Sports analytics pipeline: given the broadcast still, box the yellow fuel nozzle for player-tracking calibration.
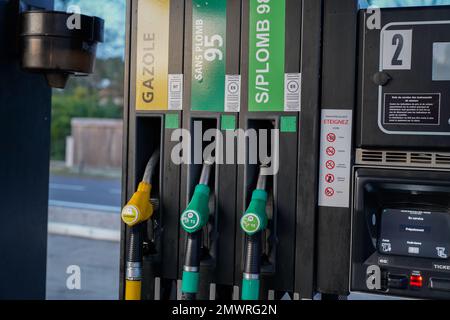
[122,148,160,301]
[121,182,153,227]
[121,149,160,227]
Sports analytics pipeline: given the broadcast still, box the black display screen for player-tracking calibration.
[379,209,450,259]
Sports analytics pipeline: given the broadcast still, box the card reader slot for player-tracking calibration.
[430,278,450,292]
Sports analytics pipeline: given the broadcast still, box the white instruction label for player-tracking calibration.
[284,73,301,112]
[225,75,241,113]
[168,74,183,111]
[382,29,413,70]
[318,109,353,208]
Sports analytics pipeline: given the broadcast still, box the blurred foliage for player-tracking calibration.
[50,0,125,161]
[51,58,124,160]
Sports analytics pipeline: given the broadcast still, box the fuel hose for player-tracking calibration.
[121,149,160,300]
[240,166,268,300]
[180,158,214,300]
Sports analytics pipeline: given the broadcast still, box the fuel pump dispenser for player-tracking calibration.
[235,0,322,300]
[178,0,242,300]
[180,159,214,300]
[121,0,321,301]
[350,5,450,300]
[122,150,160,300]
[240,166,268,300]
[317,2,450,300]
[121,0,185,300]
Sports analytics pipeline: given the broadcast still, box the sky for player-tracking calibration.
[360,0,450,8]
[53,0,450,58]
[55,0,126,59]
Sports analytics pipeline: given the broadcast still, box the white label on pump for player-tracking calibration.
[168,74,183,110]
[225,75,241,113]
[284,73,301,112]
[318,109,353,208]
[382,29,413,70]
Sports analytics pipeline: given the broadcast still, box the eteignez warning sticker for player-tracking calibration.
[318,109,353,208]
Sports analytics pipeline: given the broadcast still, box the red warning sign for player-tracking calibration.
[325,174,335,184]
[327,133,336,143]
[326,160,335,170]
[326,146,336,156]
[325,187,335,197]
[319,110,352,208]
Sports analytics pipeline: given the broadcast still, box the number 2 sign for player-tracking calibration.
[382,29,413,70]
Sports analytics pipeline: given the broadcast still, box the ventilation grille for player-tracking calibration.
[356,149,450,169]
[436,153,450,166]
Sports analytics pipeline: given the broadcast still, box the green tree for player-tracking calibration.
[51,71,123,160]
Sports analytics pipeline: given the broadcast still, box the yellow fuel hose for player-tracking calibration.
[122,149,160,300]
[125,280,142,301]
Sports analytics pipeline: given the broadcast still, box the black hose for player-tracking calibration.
[184,231,201,268]
[143,148,160,184]
[127,224,143,263]
[181,231,201,301]
[244,233,261,275]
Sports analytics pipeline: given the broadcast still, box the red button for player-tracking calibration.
[410,275,423,288]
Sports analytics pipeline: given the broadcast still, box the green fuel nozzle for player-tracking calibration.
[241,170,268,236]
[241,166,269,301]
[180,159,213,233]
[181,158,214,300]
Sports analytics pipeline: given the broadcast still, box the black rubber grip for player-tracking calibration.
[184,231,201,268]
[244,233,261,275]
[127,224,143,263]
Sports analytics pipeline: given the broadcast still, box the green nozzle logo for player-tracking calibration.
[241,213,261,235]
[181,210,200,231]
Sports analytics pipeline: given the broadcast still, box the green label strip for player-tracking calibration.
[191,0,227,112]
[248,0,286,112]
[221,115,236,131]
[165,114,180,129]
[280,116,297,133]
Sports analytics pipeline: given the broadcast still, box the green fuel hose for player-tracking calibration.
[240,167,268,300]
[180,158,214,300]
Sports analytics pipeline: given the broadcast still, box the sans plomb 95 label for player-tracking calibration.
[191,0,227,112]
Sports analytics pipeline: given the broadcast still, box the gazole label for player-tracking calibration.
[248,0,286,112]
[136,0,170,111]
[191,0,227,112]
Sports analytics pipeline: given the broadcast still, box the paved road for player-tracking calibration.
[49,174,122,212]
[46,235,120,300]
[45,235,400,301]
